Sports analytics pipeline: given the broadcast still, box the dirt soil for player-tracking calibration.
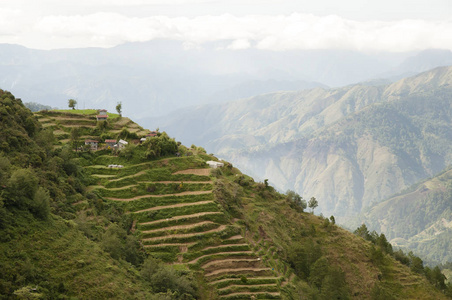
[173,169,211,176]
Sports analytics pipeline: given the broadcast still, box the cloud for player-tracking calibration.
[1,9,452,52]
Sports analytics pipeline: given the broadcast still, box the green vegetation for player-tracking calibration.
[0,90,450,299]
[0,91,200,299]
[68,99,77,110]
[116,101,122,116]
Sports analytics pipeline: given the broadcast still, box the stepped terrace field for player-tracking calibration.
[85,153,287,299]
[34,110,149,148]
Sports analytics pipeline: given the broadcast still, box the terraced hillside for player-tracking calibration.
[85,156,286,299]
[34,109,149,148]
[29,108,450,299]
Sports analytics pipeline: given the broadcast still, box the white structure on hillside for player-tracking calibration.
[206,161,224,169]
[118,139,128,149]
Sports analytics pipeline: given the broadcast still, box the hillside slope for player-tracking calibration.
[0,92,158,299]
[354,167,452,265]
[1,92,450,299]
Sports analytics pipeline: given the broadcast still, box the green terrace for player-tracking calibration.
[36,109,288,298]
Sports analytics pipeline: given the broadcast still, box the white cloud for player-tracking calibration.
[227,39,251,50]
[1,9,452,52]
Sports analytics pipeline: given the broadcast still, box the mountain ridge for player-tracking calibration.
[149,66,452,223]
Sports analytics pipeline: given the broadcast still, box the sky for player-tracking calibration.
[0,0,451,52]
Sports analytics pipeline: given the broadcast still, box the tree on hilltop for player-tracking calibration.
[116,102,122,117]
[68,99,77,110]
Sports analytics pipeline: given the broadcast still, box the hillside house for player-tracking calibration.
[146,131,158,139]
[84,139,98,150]
[98,109,107,116]
[105,139,117,148]
[206,161,224,169]
[118,139,128,149]
[96,114,108,121]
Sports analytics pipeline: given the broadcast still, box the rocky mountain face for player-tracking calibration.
[152,66,452,220]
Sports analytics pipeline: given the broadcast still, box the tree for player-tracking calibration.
[308,197,318,214]
[354,224,371,241]
[70,127,81,151]
[329,215,336,225]
[31,187,51,220]
[116,102,122,117]
[68,99,77,110]
[286,190,307,211]
[408,251,424,274]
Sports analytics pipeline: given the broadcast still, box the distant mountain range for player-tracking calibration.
[2,41,452,119]
[150,66,452,220]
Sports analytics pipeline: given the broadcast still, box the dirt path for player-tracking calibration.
[220,291,280,297]
[131,200,215,213]
[107,190,212,202]
[139,212,223,226]
[138,181,213,184]
[188,251,254,264]
[103,184,138,190]
[218,283,278,290]
[143,243,196,248]
[141,225,227,242]
[108,171,147,182]
[209,276,280,285]
[140,221,216,234]
[202,258,260,269]
[205,267,272,277]
[173,169,211,176]
[89,184,137,191]
[227,235,244,240]
[91,174,116,178]
[85,165,111,169]
[60,124,96,128]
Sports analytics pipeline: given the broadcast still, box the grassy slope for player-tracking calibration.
[0,101,157,299]
[0,211,151,299]
[231,181,447,299]
[21,108,450,299]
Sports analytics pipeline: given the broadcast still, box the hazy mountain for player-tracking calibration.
[4,42,451,119]
[149,66,452,221]
[205,79,328,103]
[381,49,452,80]
[354,167,452,265]
[24,102,54,112]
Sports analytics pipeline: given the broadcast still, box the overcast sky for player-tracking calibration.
[0,0,451,51]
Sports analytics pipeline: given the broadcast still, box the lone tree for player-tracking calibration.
[116,102,122,117]
[308,197,318,214]
[68,99,77,110]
